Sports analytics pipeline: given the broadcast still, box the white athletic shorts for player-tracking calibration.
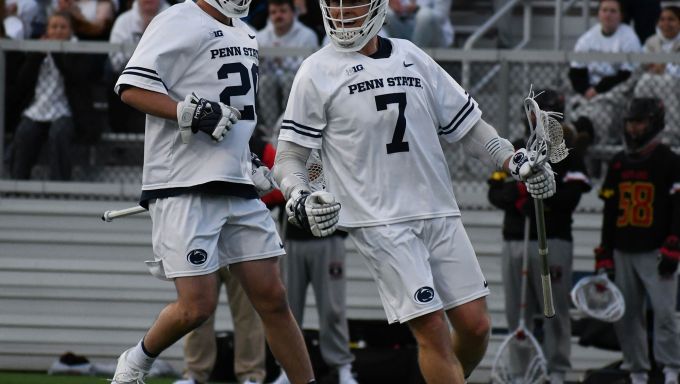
[146,193,285,279]
[348,216,489,323]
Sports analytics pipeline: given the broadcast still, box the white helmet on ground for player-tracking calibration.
[319,0,388,52]
[204,0,252,18]
[571,274,625,323]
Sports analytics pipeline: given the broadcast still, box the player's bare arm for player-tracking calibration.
[121,86,240,143]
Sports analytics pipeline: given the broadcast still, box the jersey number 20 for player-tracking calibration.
[218,62,259,121]
[376,92,409,154]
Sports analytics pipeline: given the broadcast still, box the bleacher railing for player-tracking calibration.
[1,40,678,195]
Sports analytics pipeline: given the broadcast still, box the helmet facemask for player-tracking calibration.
[320,0,387,52]
[204,0,252,18]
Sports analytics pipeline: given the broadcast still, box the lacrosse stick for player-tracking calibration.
[102,205,146,222]
[491,218,549,384]
[523,87,569,318]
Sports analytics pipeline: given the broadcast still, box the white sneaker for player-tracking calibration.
[111,349,148,384]
[338,364,358,384]
[664,367,679,384]
[549,372,565,384]
[269,371,290,384]
[630,372,649,384]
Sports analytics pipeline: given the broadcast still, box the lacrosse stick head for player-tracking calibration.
[306,150,326,192]
[571,274,625,323]
[491,323,548,384]
[523,87,569,168]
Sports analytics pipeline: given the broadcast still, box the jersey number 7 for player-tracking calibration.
[376,92,409,154]
[218,62,259,121]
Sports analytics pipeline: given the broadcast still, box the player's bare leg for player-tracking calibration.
[144,272,221,353]
[446,297,491,377]
[230,257,315,384]
[408,310,466,384]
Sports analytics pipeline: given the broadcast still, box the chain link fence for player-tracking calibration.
[2,42,678,196]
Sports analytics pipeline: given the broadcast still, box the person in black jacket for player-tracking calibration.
[595,98,680,384]
[9,11,97,180]
[488,90,592,384]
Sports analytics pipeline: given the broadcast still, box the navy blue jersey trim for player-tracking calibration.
[282,119,322,133]
[121,71,168,91]
[439,94,472,133]
[281,125,323,138]
[440,102,475,135]
[125,66,159,75]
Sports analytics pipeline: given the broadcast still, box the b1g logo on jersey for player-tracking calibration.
[414,286,435,304]
[212,30,224,38]
[345,64,364,76]
[187,249,208,265]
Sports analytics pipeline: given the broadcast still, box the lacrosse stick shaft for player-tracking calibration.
[102,206,146,222]
[519,217,531,326]
[534,199,556,318]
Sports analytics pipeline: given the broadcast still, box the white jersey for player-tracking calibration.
[115,1,259,191]
[278,38,481,228]
[571,23,641,85]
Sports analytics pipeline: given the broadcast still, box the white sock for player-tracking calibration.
[630,371,648,384]
[338,364,352,378]
[664,367,679,384]
[126,339,155,372]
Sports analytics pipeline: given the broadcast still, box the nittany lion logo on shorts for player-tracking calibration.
[414,286,435,304]
[187,249,208,265]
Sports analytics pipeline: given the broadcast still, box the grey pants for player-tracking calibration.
[11,116,74,180]
[613,250,680,373]
[502,238,573,374]
[281,236,354,368]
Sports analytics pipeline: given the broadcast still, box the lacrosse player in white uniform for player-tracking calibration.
[109,0,318,383]
[272,0,557,382]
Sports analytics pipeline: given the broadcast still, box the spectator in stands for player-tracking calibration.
[256,0,318,138]
[292,0,323,44]
[488,90,591,384]
[108,0,167,133]
[568,0,641,147]
[384,0,453,48]
[622,0,661,43]
[56,0,114,40]
[10,11,96,180]
[595,98,680,384]
[173,268,267,384]
[633,6,680,145]
[4,0,43,38]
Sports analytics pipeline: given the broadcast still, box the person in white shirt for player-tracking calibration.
[256,0,318,135]
[108,0,318,383]
[272,0,557,381]
[567,0,641,146]
[383,0,453,47]
[107,0,167,133]
[633,6,680,145]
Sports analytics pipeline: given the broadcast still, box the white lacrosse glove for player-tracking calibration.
[177,93,240,144]
[509,148,557,199]
[250,153,276,196]
[286,190,341,237]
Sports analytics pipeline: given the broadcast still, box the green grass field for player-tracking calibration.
[0,372,178,384]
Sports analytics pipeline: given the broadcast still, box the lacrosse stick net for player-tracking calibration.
[491,218,548,384]
[523,86,570,318]
[571,274,625,322]
[306,150,326,192]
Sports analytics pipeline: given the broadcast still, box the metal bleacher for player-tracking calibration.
[0,183,626,383]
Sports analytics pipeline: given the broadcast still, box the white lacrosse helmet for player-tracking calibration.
[204,0,251,18]
[319,0,387,52]
[571,274,625,323]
